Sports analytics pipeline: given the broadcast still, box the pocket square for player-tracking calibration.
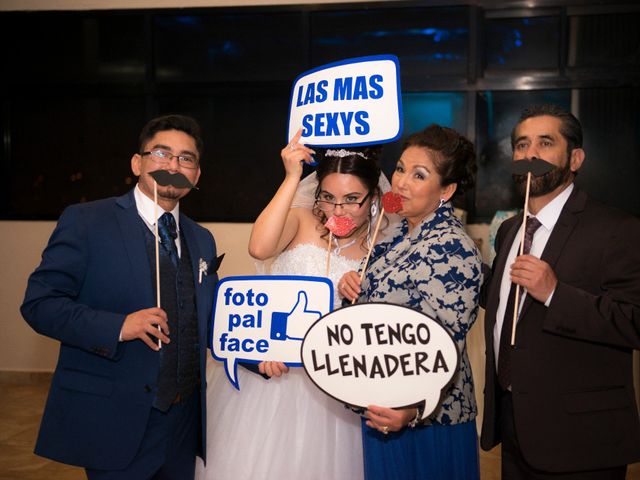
[198,254,224,283]
[211,253,225,273]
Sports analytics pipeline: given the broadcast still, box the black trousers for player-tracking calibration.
[499,391,627,480]
[86,393,200,480]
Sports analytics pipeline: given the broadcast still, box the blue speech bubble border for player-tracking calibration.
[287,54,403,148]
[300,302,461,415]
[210,274,334,390]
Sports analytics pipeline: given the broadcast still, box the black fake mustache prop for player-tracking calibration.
[510,157,555,176]
[149,170,198,189]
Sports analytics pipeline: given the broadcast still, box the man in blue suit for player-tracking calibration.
[21,114,218,479]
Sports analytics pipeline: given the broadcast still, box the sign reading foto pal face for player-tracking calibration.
[301,303,459,420]
[288,55,402,147]
[211,276,333,390]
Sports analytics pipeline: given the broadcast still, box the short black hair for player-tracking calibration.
[511,104,583,155]
[138,114,204,157]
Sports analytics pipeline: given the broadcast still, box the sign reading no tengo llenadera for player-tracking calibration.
[211,275,333,390]
[301,303,460,420]
[288,55,402,147]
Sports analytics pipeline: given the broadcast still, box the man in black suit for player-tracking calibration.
[481,104,640,478]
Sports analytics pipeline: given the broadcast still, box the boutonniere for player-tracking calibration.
[198,258,208,284]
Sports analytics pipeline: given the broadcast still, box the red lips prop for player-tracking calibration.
[381,192,402,213]
[325,215,357,237]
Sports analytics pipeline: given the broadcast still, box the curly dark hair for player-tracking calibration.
[402,124,476,196]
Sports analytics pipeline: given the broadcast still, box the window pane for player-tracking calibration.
[0,13,145,84]
[575,88,640,216]
[154,13,307,82]
[475,89,571,221]
[484,16,560,72]
[380,92,468,206]
[6,96,146,218]
[157,87,291,221]
[569,13,640,69]
[311,7,469,79]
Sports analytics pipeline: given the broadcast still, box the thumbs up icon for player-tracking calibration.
[270,291,322,341]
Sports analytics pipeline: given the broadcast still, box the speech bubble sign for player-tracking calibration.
[301,303,459,420]
[287,54,403,147]
[211,275,333,390]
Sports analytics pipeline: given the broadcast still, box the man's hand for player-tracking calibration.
[510,254,558,303]
[121,308,170,351]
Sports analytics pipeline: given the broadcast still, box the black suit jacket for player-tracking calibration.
[481,186,640,472]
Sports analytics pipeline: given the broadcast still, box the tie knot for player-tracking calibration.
[159,212,177,240]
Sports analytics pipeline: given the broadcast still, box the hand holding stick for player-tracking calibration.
[352,192,402,304]
[508,157,555,345]
[153,181,162,349]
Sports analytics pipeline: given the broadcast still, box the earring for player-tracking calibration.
[438,198,445,209]
[370,201,378,218]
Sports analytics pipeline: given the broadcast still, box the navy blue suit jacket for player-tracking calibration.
[21,190,217,470]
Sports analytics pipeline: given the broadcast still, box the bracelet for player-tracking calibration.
[408,405,424,429]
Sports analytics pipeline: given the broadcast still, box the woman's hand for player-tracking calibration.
[281,128,315,179]
[258,361,290,378]
[338,270,361,302]
[365,405,417,434]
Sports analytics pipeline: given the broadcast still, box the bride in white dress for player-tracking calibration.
[195,129,389,480]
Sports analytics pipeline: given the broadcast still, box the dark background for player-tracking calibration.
[1,0,638,222]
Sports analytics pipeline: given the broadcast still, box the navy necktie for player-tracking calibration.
[158,212,179,268]
[497,216,542,390]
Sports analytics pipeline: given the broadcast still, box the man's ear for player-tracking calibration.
[131,153,142,176]
[569,148,585,173]
[193,166,201,188]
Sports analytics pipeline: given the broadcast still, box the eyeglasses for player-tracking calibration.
[141,149,199,169]
[314,192,371,212]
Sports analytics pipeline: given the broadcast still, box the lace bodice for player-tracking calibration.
[270,243,360,309]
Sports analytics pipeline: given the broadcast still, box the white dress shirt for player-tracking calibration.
[493,183,574,368]
[134,183,181,257]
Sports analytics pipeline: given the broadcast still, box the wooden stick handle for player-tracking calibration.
[326,232,332,277]
[154,182,162,349]
[511,171,532,346]
[352,207,385,304]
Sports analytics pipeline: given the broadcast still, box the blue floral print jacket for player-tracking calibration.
[360,203,482,425]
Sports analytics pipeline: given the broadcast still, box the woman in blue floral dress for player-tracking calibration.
[339,124,482,479]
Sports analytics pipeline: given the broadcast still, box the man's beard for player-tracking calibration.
[513,157,572,197]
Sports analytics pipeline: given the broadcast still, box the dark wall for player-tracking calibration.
[1,2,638,222]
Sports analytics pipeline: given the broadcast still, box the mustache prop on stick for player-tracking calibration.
[149,170,198,189]
[508,157,555,345]
[148,170,198,348]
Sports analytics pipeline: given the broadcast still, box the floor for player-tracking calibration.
[0,376,637,480]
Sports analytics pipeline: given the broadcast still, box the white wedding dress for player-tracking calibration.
[195,243,364,480]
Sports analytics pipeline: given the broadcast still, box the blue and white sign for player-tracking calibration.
[211,276,333,389]
[288,54,403,147]
[301,303,459,420]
